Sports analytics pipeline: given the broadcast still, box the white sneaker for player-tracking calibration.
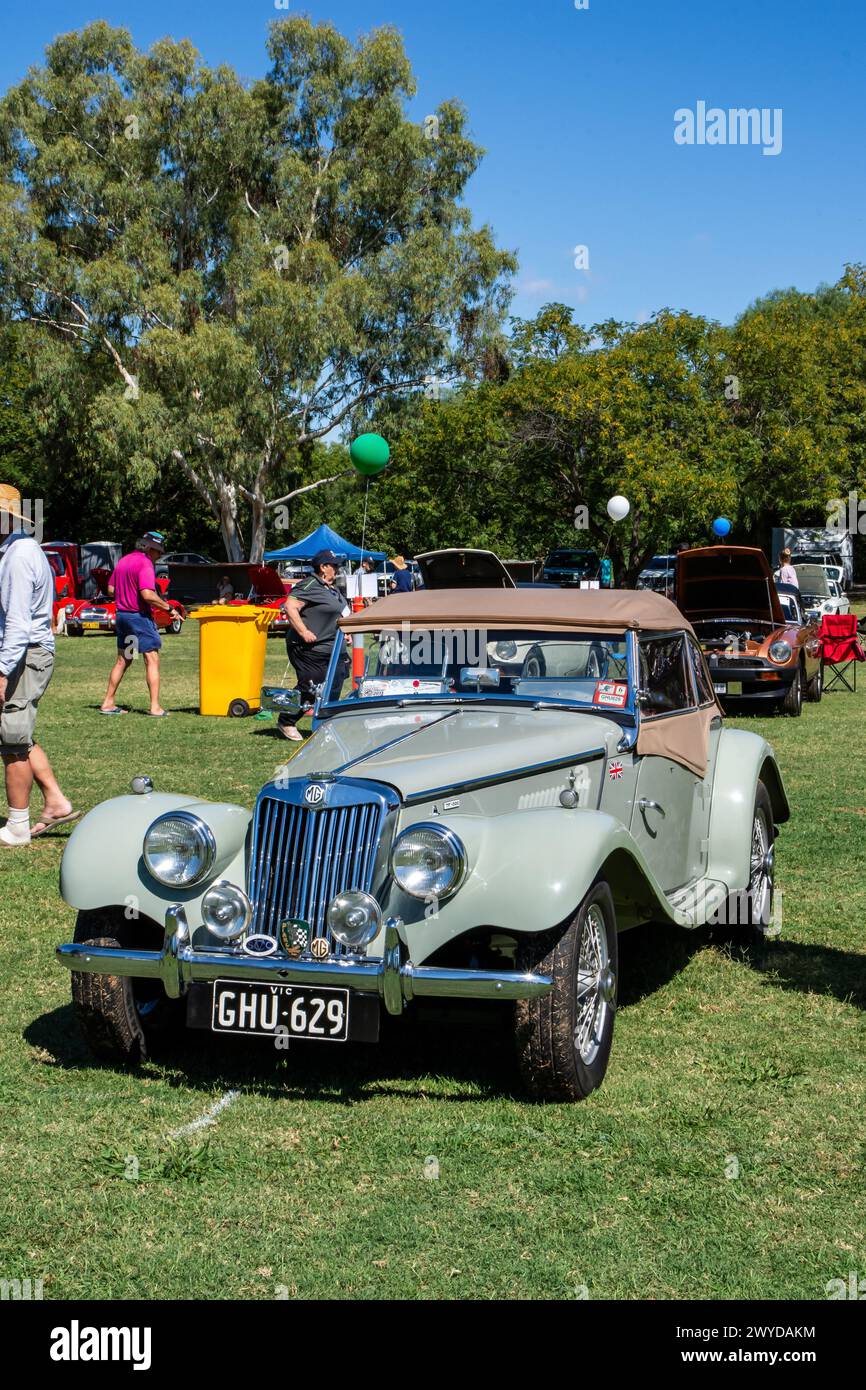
[0,822,31,847]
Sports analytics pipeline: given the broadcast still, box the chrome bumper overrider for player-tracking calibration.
[55,908,552,1017]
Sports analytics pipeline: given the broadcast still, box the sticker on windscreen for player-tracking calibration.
[593,681,628,708]
[359,679,445,698]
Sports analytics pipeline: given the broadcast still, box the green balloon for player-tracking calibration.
[350,433,390,476]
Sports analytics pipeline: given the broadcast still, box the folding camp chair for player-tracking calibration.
[820,614,866,693]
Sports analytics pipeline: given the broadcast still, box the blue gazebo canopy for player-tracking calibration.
[264,523,386,564]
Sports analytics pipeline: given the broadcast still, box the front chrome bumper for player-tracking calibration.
[55,907,552,1017]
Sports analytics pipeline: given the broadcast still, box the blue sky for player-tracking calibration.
[2,0,863,329]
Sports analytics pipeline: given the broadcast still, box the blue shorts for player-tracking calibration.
[116,611,162,656]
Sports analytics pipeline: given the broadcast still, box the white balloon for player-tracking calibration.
[607,495,630,522]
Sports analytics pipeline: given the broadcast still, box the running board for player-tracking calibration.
[666,877,729,928]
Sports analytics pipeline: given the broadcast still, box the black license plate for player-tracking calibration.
[211,980,349,1042]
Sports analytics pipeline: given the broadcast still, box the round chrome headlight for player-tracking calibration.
[326,890,382,949]
[142,812,216,887]
[391,823,467,901]
[768,640,792,664]
[201,881,251,941]
[493,640,518,661]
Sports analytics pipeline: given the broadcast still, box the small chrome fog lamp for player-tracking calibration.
[326,891,382,950]
[201,882,252,942]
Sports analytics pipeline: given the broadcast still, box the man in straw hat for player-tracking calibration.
[388,555,414,594]
[0,484,78,845]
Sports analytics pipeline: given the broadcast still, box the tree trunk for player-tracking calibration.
[249,494,268,564]
[218,482,245,562]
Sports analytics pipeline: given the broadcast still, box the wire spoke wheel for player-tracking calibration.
[574,904,613,1066]
[748,804,774,926]
[515,881,619,1101]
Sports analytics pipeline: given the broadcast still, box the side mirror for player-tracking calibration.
[460,667,501,690]
[261,686,302,715]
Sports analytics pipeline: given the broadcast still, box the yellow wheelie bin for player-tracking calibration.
[189,605,276,717]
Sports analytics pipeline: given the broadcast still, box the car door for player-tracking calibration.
[630,633,704,893]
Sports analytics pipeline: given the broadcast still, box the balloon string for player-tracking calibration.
[360,477,370,560]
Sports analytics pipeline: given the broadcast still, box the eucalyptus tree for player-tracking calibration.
[0,18,514,558]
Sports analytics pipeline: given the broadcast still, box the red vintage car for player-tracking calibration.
[225,564,292,635]
[42,543,79,627]
[63,567,187,637]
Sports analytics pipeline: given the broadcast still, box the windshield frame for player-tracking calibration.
[315,626,638,722]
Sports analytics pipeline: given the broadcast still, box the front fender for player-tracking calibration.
[706,729,789,892]
[59,793,252,930]
[388,808,676,963]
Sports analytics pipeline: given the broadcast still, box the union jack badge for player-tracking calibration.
[608,760,624,781]
[280,919,309,958]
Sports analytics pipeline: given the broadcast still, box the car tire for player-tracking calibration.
[515,880,618,1102]
[67,628,83,637]
[805,663,822,703]
[522,646,546,679]
[169,614,183,635]
[781,666,802,716]
[71,909,183,1063]
[713,781,776,940]
[586,643,606,679]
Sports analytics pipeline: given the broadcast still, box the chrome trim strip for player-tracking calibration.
[402,747,606,806]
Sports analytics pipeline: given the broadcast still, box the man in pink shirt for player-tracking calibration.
[100,532,172,716]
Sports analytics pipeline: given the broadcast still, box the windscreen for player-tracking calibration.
[324,628,632,711]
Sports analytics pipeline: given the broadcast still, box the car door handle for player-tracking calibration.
[638,798,666,816]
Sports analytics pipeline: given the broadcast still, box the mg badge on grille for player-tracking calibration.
[304,784,326,807]
[280,919,310,958]
[310,937,330,960]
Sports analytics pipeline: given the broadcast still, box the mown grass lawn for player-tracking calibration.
[1,620,864,1301]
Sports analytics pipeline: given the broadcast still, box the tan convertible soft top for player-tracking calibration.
[341,586,719,777]
[340,587,694,634]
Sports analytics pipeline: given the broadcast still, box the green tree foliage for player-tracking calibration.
[0,326,40,492]
[0,19,514,560]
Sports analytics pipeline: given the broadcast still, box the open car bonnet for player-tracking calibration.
[246,564,288,600]
[793,563,831,598]
[415,548,516,589]
[676,546,784,625]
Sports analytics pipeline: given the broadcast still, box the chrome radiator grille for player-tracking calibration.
[248,795,386,950]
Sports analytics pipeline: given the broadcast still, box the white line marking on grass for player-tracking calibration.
[168,1090,241,1140]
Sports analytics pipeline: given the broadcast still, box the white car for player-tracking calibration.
[793,564,850,620]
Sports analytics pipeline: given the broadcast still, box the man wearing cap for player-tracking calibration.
[100,532,173,717]
[277,548,350,741]
[0,484,78,844]
[389,556,414,594]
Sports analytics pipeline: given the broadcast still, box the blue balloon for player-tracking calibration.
[712,517,732,538]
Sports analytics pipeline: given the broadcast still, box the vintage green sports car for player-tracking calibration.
[56,587,789,1101]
